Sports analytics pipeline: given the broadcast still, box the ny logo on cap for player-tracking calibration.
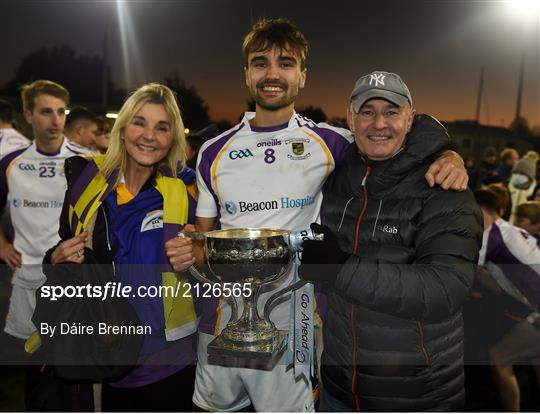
[369,73,386,87]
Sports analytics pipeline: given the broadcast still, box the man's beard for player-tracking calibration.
[252,81,299,111]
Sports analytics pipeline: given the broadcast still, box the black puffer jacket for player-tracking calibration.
[321,115,483,411]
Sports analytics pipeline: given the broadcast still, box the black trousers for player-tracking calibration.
[102,365,196,412]
[25,365,94,412]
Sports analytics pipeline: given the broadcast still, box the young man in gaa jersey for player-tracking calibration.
[0,80,91,340]
[0,99,30,277]
[193,18,469,412]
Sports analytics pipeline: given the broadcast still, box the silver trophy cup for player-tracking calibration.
[188,228,311,368]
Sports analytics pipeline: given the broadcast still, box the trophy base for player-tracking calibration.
[207,330,288,370]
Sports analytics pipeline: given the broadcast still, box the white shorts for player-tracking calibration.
[4,284,37,339]
[193,332,315,412]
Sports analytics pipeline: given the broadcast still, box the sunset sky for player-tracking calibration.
[3,0,540,128]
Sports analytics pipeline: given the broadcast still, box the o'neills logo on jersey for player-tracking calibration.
[256,139,282,148]
[224,195,316,215]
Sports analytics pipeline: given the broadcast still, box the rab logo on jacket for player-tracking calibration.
[377,224,398,234]
[140,210,163,232]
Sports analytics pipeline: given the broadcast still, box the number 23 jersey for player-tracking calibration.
[0,139,89,278]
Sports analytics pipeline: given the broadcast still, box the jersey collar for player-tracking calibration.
[241,111,298,133]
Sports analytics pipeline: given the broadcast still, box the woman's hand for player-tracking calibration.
[166,224,196,272]
[50,231,89,265]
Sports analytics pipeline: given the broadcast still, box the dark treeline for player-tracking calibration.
[0,45,212,131]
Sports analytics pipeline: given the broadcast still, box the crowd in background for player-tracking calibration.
[464,145,540,411]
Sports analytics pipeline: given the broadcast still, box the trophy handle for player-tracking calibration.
[187,265,239,323]
[187,265,215,284]
[263,279,308,321]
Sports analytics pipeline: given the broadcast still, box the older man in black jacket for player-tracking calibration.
[299,71,483,411]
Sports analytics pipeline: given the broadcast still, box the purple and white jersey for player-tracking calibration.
[0,138,90,288]
[196,112,352,334]
[479,218,540,308]
[197,112,352,228]
[0,128,30,159]
[64,138,99,155]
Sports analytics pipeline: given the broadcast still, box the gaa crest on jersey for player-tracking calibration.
[18,163,37,172]
[140,210,163,232]
[285,138,311,160]
[229,149,254,160]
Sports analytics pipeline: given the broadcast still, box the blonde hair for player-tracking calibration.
[101,83,186,187]
[500,148,518,163]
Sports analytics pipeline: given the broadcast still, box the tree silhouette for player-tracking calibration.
[327,117,348,128]
[298,106,327,123]
[163,73,210,130]
[0,45,126,106]
[509,116,531,137]
[1,46,214,130]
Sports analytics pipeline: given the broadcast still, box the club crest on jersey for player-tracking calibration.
[56,161,66,177]
[292,142,304,155]
[140,210,163,232]
[285,138,311,160]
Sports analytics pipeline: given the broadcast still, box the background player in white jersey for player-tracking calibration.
[0,80,89,340]
[193,18,469,412]
[0,99,30,159]
[474,189,540,412]
[64,106,99,153]
[0,98,30,276]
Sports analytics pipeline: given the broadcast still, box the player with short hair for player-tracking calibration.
[64,106,98,152]
[0,80,90,340]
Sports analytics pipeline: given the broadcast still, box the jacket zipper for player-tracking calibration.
[417,321,430,365]
[351,165,371,411]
